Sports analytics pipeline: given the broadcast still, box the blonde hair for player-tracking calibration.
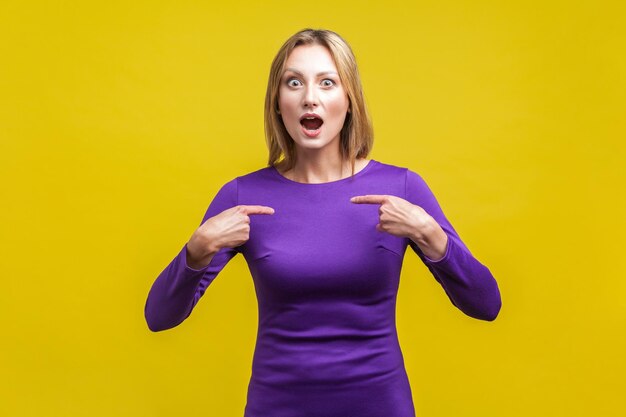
[264,28,374,175]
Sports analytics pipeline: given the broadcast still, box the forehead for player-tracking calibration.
[283,44,338,74]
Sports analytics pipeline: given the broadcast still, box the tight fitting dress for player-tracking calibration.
[145,159,502,417]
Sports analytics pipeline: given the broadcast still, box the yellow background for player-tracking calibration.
[1,1,624,416]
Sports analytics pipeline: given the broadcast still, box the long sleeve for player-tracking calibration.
[405,169,502,321]
[144,178,241,332]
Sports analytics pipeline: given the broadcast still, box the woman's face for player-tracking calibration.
[278,44,350,154]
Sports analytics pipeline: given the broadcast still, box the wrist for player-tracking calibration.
[410,217,448,261]
[408,215,436,243]
[187,235,220,260]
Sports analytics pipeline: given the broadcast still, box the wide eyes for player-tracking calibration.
[285,77,336,88]
[286,78,302,87]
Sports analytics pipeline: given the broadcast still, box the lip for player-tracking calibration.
[299,112,323,122]
[301,123,321,138]
[299,112,323,138]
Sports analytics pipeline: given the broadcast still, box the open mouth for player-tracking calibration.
[300,115,324,131]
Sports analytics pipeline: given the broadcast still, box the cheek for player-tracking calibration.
[278,93,297,115]
[328,93,350,116]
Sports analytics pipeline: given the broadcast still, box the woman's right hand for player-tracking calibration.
[186,205,275,269]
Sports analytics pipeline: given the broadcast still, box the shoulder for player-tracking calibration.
[213,166,280,202]
[206,165,273,208]
[236,165,277,186]
[216,165,276,188]
[370,159,426,184]
[371,160,438,204]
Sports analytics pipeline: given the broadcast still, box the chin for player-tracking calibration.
[298,140,333,149]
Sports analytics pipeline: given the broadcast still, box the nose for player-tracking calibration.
[303,85,318,108]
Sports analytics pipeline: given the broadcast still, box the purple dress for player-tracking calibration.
[145,159,501,417]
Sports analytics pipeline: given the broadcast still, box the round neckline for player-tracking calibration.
[271,159,376,185]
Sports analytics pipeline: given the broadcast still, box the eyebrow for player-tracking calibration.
[283,68,339,77]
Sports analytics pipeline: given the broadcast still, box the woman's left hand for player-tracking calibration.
[350,194,448,261]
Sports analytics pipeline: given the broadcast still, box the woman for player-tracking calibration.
[145,28,501,417]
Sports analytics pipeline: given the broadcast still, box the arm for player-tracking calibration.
[144,178,240,332]
[405,169,502,321]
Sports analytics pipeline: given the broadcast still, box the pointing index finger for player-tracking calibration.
[240,205,275,215]
[350,195,388,204]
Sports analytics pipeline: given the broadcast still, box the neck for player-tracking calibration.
[287,145,352,184]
